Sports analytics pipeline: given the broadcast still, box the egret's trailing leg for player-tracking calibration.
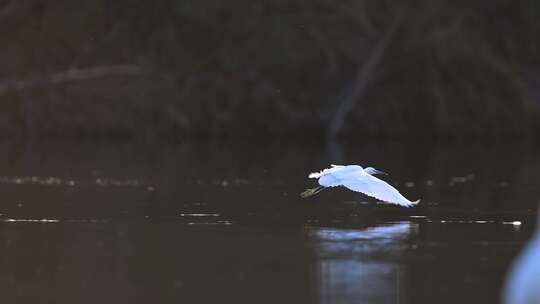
[301,186,325,198]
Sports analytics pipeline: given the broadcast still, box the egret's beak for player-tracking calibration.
[371,169,388,175]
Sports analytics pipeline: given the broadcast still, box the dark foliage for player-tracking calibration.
[1,0,539,140]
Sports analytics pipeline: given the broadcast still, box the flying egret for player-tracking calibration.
[301,164,420,208]
[502,209,540,304]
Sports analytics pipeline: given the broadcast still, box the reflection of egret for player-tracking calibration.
[307,222,417,304]
[312,222,413,242]
[302,165,419,207]
[502,211,540,304]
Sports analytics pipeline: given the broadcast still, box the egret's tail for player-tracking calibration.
[301,186,324,198]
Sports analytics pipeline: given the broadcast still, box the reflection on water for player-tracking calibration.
[309,223,417,304]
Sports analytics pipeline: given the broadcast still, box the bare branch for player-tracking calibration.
[326,9,406,139]
[0,65,142,94]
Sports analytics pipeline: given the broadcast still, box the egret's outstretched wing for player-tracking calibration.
[318,174,341,187]
[342,175,419,207]
[311,165,366,188]
[309,164,347,179]
[316,166,362,187]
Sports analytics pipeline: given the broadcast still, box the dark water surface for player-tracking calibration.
[0,140,538,303]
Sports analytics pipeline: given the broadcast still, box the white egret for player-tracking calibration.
[301,164,420,208]
[502,209,540,304]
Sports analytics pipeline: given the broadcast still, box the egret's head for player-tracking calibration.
[364,167,388,175]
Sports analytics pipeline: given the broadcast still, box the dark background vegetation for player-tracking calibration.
[1,0,540,140]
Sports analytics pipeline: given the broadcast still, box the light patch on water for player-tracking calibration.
[438,220,522,225]
[409,215,427,219]
[3,218,60,223]
[0,176,66,186]
[191,178,250,186]
[186,220,232,226]
[210,179,233,187]
[498,181,510,187]
[0,175,151,189]
[95,178,141,187]
[451,176,468,183]
[65,219,109,223]
[449,174,475,186]
[234,178,250,185]
[425,180,434,186]
[179,213,220,217]
[503,221,522,226]
[404,182,415,188]
[439,220,494,224]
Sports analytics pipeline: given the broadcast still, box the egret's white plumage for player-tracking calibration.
[502,210,540,304]
[304,164,419,207]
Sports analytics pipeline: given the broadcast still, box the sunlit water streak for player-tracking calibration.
[2,218,60,223]
[0,175,155,189]
[1,218,112,223]
[0,217,237,226]
[0,176,69,186]
[179,213,220,217]
[437,220,522,226]
[186,220,233,226]
[193,178,252,186]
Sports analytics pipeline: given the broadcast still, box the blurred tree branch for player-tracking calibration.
[0,65,142,94]
[326,5,406,139]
